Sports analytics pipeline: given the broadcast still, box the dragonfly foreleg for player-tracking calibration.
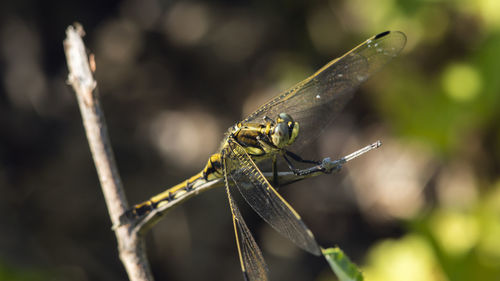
[283,154,324,176]
[285,150,321,165]
[272,154,279,188]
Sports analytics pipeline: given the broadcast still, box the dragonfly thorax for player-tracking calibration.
[271,113,299,148]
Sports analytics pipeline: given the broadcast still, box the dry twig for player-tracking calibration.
[63,23,153,281]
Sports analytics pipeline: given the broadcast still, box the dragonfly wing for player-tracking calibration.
[243,31,406,149]
[223,152,269,281]
[226,139,321,255]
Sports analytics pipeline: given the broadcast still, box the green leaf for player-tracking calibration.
[322,247,364,281]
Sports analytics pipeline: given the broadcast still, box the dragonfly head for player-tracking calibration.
[271,113,299,148]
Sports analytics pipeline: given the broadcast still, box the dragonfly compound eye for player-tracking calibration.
[272,113,299,147]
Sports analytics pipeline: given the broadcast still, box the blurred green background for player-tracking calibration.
[1,0,499,281]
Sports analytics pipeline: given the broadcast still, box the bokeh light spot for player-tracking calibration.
[478,0,500,30]
[149,110,220,168]
[364,235,445,281]
[96,19,142,64]
[442,63,482,102]
[430,209,479,256]
[164,2,210,46]
[210,16,263,63]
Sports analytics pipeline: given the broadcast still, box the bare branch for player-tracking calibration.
[63,23,153,281]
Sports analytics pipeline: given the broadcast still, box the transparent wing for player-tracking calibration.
[223,154,269,281]
[225,139,321,255]
[243,31,406,148]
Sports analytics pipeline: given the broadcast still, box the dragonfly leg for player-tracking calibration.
[285,150,321,165]
[272,154,279,188]
[283,154,331,176]
[283,155,305,175]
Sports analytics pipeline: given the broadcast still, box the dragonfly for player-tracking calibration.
[120,30,406,281]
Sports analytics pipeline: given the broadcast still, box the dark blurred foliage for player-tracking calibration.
[1,0,500,281]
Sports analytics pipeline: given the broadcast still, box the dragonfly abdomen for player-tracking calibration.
[120,153,226,224]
